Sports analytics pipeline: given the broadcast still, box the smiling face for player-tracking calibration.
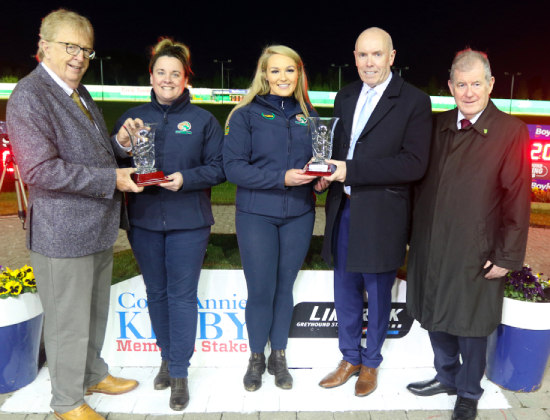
[150,56,187,105]
[354,29,395,88]
[41,25,91,89]
[448,60,494,120]
[265,54,298,97]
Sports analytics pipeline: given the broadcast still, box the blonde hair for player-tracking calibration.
[149,37,193,79]
[36,9,94,62]
[226,45,313,126]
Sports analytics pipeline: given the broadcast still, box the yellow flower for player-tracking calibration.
[20,265,33,274]
[23,274,36,287]
[0,283,8,295]
[5,280,23,295]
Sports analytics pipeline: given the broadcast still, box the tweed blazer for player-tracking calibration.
[7,65,129,258]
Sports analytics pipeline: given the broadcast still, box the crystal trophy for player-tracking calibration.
[304,117,339,176]
[127,123,165,186]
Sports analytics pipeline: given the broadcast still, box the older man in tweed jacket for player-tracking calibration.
[7,9,142,420]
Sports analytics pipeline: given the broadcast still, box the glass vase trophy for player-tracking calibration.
[126,123,165,186]
[304,117,339,176]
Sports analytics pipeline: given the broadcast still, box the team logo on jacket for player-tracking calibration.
[176,121,192,134]
[288,302,414,339]
[295,114,307,126]
[225,125,230,135]
[262,113,275,120]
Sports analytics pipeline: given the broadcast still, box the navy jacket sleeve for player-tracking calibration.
[223,109,286,190]
[180,113,226,191]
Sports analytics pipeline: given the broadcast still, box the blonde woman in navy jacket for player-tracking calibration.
[224,45,319,392]
[113,38,225,411]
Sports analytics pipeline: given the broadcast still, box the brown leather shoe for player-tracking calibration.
[54,403,105,420]
[355,366,379,397]
[319,360,362,388]
[86,374,139,395]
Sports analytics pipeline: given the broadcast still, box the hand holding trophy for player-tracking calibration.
[304,117,340,176]
[124,123,165,186]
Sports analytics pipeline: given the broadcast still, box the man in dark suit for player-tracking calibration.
[7,9,142,420]
[405,50,531,420]
[316,27,432,397]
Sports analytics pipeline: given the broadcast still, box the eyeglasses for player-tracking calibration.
[53,41,96,59]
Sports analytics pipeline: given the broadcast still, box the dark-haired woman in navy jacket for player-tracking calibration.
[224,45,318,392]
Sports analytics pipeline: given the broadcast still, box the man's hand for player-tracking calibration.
[116,168,143,193]
[285,169,317,186]
[159,172,183,191]
[484,260,509,279]
[324,159,347,183]
[117,118,145,148]
[314,177,331,193]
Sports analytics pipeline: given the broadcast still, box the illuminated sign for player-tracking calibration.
[529,125,550,190]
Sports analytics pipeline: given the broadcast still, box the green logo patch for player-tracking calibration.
[262,113,275,120]
[175,121,192,134]
[295,114,307,126]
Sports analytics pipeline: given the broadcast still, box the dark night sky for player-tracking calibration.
[1,0,548,98]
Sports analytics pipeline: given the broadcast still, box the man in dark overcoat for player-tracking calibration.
[315,27,432,397]
[405,49,531,420]
[7,9,143,420]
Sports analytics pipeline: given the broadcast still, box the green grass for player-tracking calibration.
[211,182,327,206]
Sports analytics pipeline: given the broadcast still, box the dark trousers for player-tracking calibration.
[236,209,315,353]
[334,198,396,368]
[31,247,112,414]
[429,331,488,399]
[128,225,210,378]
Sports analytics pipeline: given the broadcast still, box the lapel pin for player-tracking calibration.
[484,129,488,134]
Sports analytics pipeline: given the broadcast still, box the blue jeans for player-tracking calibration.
[128,225,210,378]
[236,210,315,353]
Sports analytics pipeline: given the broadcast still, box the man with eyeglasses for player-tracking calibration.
[7,9,142,420]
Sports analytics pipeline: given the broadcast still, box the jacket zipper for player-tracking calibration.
[160,111,168,229]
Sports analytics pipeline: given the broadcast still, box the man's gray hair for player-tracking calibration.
[450,49,492,85]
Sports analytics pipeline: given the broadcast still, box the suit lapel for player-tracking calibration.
[357,72,403,141]
[341,82,362,140]
[37,66,113,155]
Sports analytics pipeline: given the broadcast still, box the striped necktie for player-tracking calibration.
[71,90,93,123]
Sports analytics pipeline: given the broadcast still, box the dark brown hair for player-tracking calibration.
[149,37,192,78]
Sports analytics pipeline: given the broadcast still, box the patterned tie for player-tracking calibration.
[460,118,472,129]
[71,90,94,123]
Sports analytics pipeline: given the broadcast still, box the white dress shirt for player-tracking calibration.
[456,108,484,130]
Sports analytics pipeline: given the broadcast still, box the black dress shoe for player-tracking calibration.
[452,396,478,420]
[243,352,266,391]
[407,378,457,396]
[169,377,189,411]
[267,349,293,389]
[153,360,170,390]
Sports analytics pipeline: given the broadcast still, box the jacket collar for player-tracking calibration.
[34,65,113,154]
[254,94,307,118]
[341,70,404,140]
[150,88,190,114]
[440,100,498,138]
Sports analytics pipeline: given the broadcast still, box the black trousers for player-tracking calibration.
[429,331,488,400]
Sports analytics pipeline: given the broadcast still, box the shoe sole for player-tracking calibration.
[319,370,360,389]
[355,384,377,397]
[154,383,170,390]
[169,401,189,411]
[85,382,139,396]
[407,387,458,397]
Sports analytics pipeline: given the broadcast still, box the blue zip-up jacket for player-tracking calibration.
[223,95,319,218]
[112,89,225,231]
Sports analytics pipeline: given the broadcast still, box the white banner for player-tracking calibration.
[101,270,434,368]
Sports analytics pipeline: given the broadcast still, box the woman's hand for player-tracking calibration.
[117,118,145,147]
[159,172,183,191]
[284,169,317,187]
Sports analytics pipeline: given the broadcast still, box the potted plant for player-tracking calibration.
[486,266,550,392]
[0,264,44,394]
